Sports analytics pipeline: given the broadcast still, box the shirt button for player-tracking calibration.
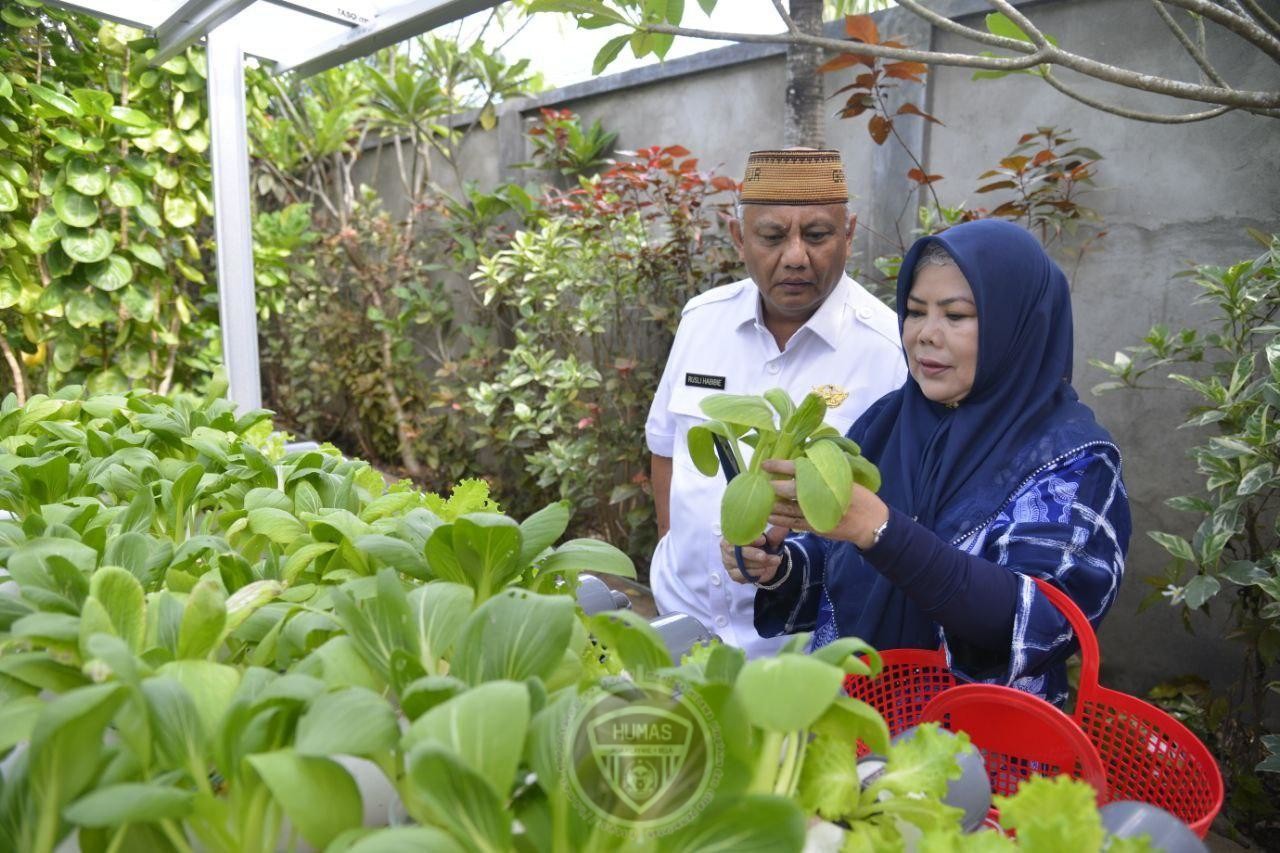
[857,306,873,320]
[714,616,728,628]
[767,362,780,374]
[710,573,722,587]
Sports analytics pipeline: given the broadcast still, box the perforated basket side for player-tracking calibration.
[1077,686,1224,839]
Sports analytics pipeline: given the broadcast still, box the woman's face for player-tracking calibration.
[902,263,979,406]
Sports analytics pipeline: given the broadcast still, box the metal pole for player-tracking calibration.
[205,24,262,413]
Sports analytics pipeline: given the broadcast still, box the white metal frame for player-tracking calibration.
[39,0,500,412]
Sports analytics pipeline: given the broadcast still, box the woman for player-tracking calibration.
[724,219,1130,704]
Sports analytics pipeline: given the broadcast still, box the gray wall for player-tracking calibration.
[360,0,1280,695]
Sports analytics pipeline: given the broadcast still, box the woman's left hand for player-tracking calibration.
[762,459,890,549]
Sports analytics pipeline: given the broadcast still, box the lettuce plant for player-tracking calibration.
[687,390,882,546]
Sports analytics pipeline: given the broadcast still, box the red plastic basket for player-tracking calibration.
[919,683,1107,801]
[842,576,1224,837]
[1033,579,1224,838]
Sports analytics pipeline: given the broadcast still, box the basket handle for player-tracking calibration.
[1030,576,1100,694]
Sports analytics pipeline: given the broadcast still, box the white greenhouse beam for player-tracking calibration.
[36,0,163,30]
[152,0,257,66]
[276,0,501,78]
[205,26,263,414]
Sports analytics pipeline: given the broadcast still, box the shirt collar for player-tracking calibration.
[734,275,853,350]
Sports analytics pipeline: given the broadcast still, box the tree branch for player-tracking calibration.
[643,23,1048,69]
[0,336,27,405]
[1238,0,1280,37]
[986,0,1050,49]
[1158,0,1280,63]
[771,0,797,33]
[1041,68,1234,123]
[1150,0,1229,87]
[894,0,1035,52]
[641,22,1280,110]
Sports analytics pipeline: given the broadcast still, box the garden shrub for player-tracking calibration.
[0,5,222,401]
[1093,233,1280,842]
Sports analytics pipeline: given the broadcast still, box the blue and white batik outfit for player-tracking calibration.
[754,220,1132,705]
[757,446,1130,706]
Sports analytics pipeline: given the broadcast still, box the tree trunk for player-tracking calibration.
[785,0,826,147]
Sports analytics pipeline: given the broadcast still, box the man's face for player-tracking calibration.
[730,203,854,323]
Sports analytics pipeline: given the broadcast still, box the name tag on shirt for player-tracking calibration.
[685,373,726,389]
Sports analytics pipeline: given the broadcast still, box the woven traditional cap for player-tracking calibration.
[740,149,847,206]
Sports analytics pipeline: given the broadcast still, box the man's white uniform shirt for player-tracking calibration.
[645,274,907,658]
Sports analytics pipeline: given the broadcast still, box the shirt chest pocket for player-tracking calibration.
[668,384,719,421]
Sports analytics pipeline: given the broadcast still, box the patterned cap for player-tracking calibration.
[740,149,848,206]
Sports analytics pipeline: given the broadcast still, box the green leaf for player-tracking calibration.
[63,783,194,827]
[408,582,473,671]
[1184,574,1221,609]
[355,534,431,580]
[297,686,399,757]
[866,723,965,803]
[85,254,134,291]
[518,500,570,566]
[587,608,672,672]
[247,750,363,848]
[72,88,114,116]
[29,684,126,814]
[797,734,861,821]
[66,157,109,195]
[177,578,227,659]
[536,537,636,578]
[1148,531,1196,563]
[593,34,630,75]
[157,659,240,740]
[1,5,40,26]
[52,186,99,227]
[733,655,844,732]
[406,743,512,851]
[795,450,850,534]
[687,419,746,476]
[663,794,806,852]
[0,176,16,212]
[994,775,1103,850]
[452,512,523,596]
[247,507,306,544]
[28,82,82,116]
[813,695,890,755]
[0,696,43,753]
[61,227,114,263]
[452,589,575,686]
[340,827,467,853]
[83,565,146,654]
[700,393,778,431]
[403,680,530,797]
[107,176,143,207]
[720,470,775,546]
[849,453,882,492]
[163,194,197,228]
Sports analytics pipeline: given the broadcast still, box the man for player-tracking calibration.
[645,148,907,658]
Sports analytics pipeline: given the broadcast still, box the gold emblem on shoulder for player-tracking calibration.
[812,384,849,408]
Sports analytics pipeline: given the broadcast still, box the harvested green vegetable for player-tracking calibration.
[689,389,882,546]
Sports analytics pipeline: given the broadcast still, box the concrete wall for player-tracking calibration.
[360,0,1280,695]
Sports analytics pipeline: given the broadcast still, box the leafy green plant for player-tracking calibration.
[688,390,881,546]
[0,388,1140,852]
[0,4,222,401]
[1091,232,1280,843]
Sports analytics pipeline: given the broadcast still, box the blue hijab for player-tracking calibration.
[825,219,1113,650]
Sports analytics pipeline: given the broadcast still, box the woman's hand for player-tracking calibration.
[722,525,789,585]
[762,459,890,550]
